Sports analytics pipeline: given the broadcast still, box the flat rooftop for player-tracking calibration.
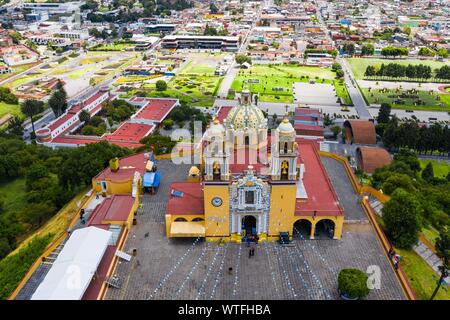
[132,98,178,123]
[106,122,154,144]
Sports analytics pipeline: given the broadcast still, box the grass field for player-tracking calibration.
[421,225,440,245]
[0,178,27,213]
[346,58,448,80]
[231,64,343,103]
[90,43,134,51]
[396,247,450,300]
[361,88,450,111]
[419,159,450,178]
[0,102,22,119]
[9,188,90,256]
[178,61,216,75]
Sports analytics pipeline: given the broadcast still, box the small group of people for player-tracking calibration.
[388,247,401,271]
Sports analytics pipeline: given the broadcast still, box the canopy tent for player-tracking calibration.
[143,171,161,188]
[169,221,205,237]
[31,226,112,300]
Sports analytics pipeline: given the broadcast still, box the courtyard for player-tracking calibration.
[104,158,405,300]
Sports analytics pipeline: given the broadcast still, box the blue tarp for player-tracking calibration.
[143,171,161,187]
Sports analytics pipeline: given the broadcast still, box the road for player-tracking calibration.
[339,58,372,120]
[315,5,373,120]
[217,1,264,99]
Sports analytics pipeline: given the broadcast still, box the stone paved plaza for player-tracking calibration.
[104,158,405,300]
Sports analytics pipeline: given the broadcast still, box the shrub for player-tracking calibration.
[0,234,53,299]
[338,268,370,299]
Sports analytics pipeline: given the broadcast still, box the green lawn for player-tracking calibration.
[421,225,440,245]
[396,247,450,300]
[90,43,134,51]
[419,159,450,178]
[334,81,352,105]
[0,178,27,213]
[0,102,22,119]
[178,61,216,75]
[230,64,338,103]
[361,88,450,111]
[346,58,447,80]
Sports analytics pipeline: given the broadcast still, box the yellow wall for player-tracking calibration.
[92,178,143,196]
[204,184,230,237]
[268,184,297,236]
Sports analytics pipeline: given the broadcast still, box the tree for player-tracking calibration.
[421,162,434,182]
[21,99,44,139]
[209,2,219,14]
[338,269,370,299]
[361,43,375,56]
[382,188,421,249]
[48,85,67,117]
[6,116,24,138]
[364,65,376,77]
[331,125,341,139]
[78,110,91,124]
[335,69,344,78]
[430,228,450,300]
[235,54,251,65]
[377,103,391,124]
[155,80,167,91]
[163,119,174,130]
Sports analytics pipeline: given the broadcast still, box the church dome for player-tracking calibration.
[277,117,294,134]
[225,104,266,131]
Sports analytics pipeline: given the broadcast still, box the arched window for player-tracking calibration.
[192,218,204,222]
[174,218,187,222]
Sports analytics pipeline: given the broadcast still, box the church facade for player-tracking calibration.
[166,89,344,242]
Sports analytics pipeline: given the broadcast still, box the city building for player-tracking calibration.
[161,35,239,51]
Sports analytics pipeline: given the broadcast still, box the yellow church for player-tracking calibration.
[166,88,344,242]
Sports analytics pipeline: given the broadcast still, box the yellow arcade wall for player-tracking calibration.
[203,184,230,237]
[268,184,297,236]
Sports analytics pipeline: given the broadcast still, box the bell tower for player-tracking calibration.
[204,118,230,181]
[270,118,298,181]
[268,117,298,239]
[203,118,231,239]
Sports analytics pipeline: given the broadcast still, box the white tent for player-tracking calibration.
[31,226,112,300]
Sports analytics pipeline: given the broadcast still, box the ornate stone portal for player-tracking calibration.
[229,166,270,236]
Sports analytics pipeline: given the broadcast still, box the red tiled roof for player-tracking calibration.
[93,152,148,181]
[216,106,233,122]
[105,122,154,143]
[133,99,178,122]
[167,182,204,215]
[295,139,343,217]
[229,147,270,175]
[88,194,135,226]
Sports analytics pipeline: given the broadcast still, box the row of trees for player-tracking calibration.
[381,46,409,58]
[379,117,450,156]
[365,63,450,80]
[418,47,449,58]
